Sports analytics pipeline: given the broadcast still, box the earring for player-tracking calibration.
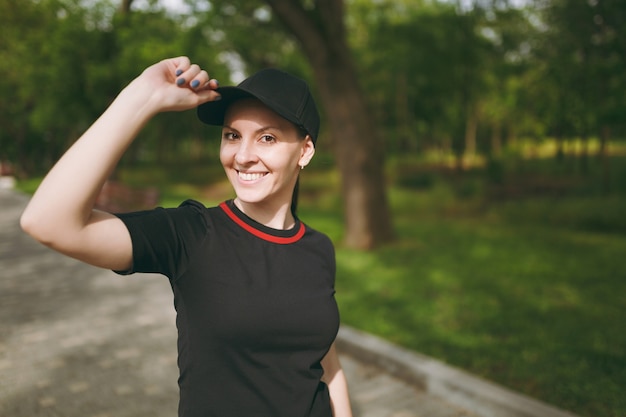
[299,165,304,170]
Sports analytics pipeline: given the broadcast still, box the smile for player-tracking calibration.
[237,171,267,181]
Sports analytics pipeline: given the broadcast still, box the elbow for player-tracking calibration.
[20,209,54,246]
[20,209,36,236]
[20,209,40,239]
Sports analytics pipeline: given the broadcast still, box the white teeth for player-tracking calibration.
[238,171,266,181]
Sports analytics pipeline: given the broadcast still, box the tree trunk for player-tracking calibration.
[464,106,477,168]
[490,121,502,158]
[506,124,517,148]
[119,0,134,14]
[265,0,394,249]
[395,71,412,153]
[318,62,394,248]
[599,126,610,195]
[580,132,589,175]
[554,130,564,163]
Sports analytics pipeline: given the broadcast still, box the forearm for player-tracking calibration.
[327,368,353,417]
[321,343,353,417]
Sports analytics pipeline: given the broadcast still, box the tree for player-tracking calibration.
[256,0,395,248]
[120,0,134,13]
[532,0,626,183]
[348,1,493,165]
[0,0,110,175]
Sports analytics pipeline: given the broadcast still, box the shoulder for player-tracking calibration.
[176,199,223,220]
[174,199,236,234]
[179,199,234,219]
[302,223,335,255]
[304,224,333,244]
[116,199,220,238]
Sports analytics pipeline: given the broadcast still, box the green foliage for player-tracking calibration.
[3,0,625,180]
[0,0,231,176]
[206,1,306,71]
[529,0,626,140]
[347,0,626,162]
[348,0,530,155]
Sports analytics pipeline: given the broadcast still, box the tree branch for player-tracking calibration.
[264,0,328,64]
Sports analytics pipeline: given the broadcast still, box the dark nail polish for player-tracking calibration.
[176,78,185,86]
[175,69,183,76]
[191,80,200,88]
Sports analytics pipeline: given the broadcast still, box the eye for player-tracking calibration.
[260,134,276,143]
[222,131,239,141]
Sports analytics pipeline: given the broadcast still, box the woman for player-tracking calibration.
[20,56,352,417]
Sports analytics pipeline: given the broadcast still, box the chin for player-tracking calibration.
[232,189,269,205]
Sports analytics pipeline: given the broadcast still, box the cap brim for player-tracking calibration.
[197,86,308,135]
[197,87,255,126]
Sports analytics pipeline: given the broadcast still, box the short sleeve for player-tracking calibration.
[114,199,209,280]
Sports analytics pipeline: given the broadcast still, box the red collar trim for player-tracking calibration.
[219,202,306,244]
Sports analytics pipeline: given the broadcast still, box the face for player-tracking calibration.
[220,98,315,213]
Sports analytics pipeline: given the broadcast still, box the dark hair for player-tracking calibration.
[291,177,300,217]
[290,126,309,217]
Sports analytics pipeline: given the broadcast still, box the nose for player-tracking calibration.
[234,138,258,166]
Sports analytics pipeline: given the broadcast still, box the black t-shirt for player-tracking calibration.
[115,199,339,417]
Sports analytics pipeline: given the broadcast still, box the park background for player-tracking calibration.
[1,0,625,416]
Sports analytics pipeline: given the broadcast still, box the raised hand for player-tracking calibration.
[131,56,221,114]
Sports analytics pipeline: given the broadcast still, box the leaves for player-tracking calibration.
[2,0,625,176]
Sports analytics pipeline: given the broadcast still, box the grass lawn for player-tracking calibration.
[16,155,626,417]
[329,190,625,417]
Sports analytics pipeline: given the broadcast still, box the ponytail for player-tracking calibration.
[290,127,312,217]
[291,176,300,217]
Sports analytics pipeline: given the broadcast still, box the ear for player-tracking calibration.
[298,136,316,168]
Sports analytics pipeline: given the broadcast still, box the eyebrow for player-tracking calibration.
[222,125,285,135]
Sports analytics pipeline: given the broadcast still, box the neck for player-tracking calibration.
[233,198,296,230]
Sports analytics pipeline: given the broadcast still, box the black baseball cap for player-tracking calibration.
[197,68,320,144]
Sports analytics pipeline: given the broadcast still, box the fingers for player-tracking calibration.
[174,61,219,92]
[175,63,200,86]
[171,56,191,73]
[152,56,221,107]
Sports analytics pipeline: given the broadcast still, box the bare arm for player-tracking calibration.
[20,56,220,271]
[321,342,353,417]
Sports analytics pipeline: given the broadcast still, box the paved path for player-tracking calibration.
[0,188,475,417]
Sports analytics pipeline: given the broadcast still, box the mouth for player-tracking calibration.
[237,170,268,181]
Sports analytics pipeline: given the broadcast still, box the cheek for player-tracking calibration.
[219,146,233,166]
[263,154,296,173]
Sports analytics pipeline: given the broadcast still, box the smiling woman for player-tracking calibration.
[199,67,319,227]
[217,98,314,228]
[20,57,352,417]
